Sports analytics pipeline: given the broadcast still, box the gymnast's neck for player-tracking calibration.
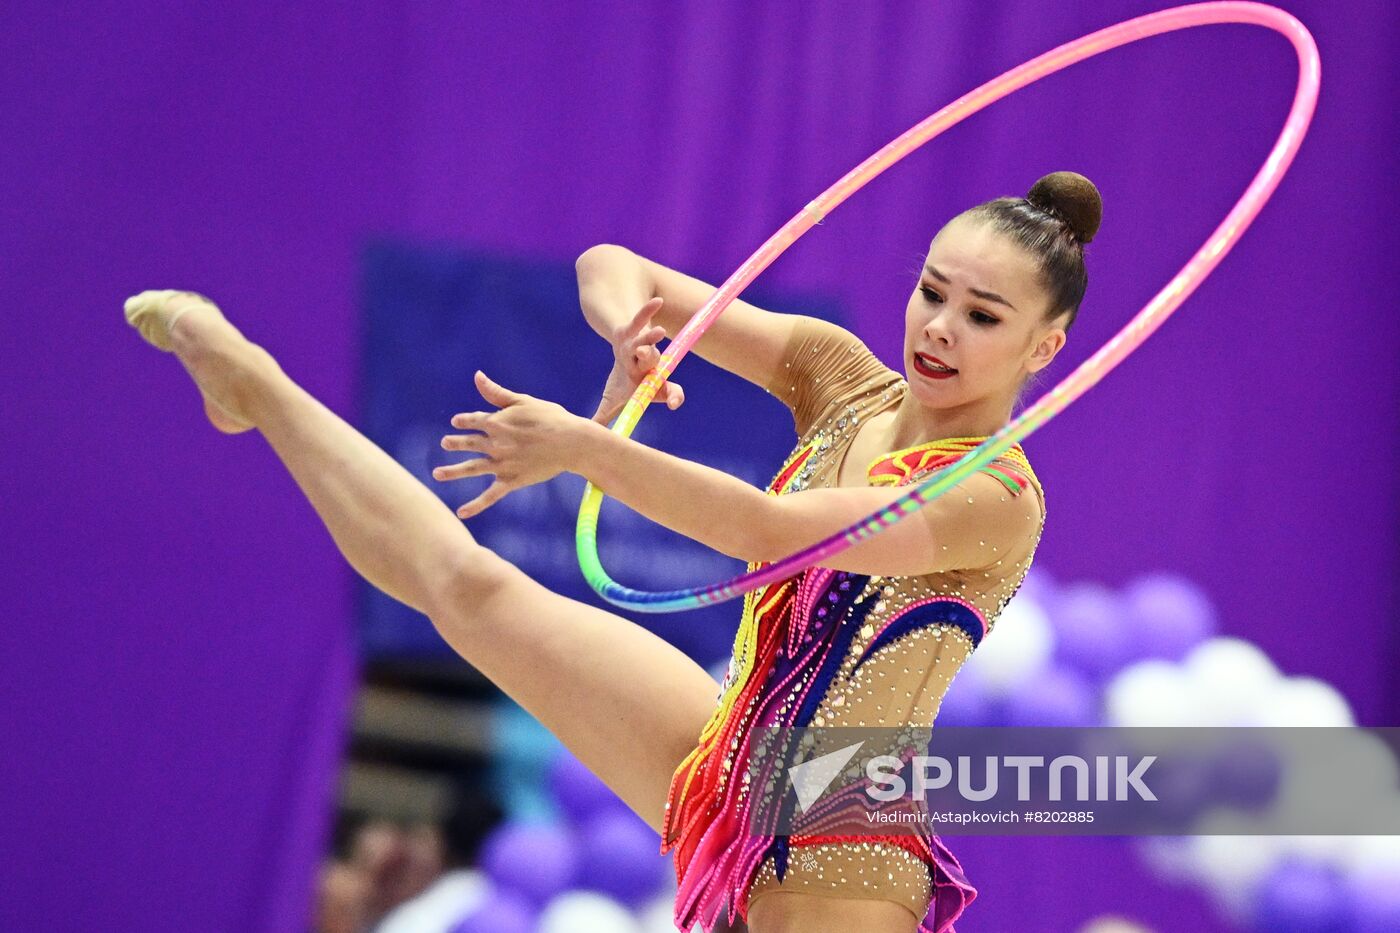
[883,389,1016,452]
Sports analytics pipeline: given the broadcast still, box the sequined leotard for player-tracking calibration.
[660,316,1047,933]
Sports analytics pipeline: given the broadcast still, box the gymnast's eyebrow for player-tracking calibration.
[924,264,1019,312]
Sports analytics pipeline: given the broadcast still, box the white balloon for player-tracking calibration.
[1274,833,1353,865]
[1255,676,1355,728]
[1133,835,1196,884]
[1178,638,1283,726]
[1103,660,1187,727]
[1076,917,1157,933]
[1272,728,1395,823]
[1186,824,1284,922]
[637,893,690,932]
[964,593,1054,695]
[1184,638,1278,691]
[1268,763,1361,837]
[1336,731,1400,796]
[537,891,642,933]
[373,869,489,933]
[1107,636,1394,923]
[1184,671,1273,727]
[1338,831,1400,880]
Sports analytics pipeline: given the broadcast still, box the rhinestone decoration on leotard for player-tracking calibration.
[747,840,934,922]
[662,325,1045,933]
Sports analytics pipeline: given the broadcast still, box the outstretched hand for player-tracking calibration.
[593,297,686,425]
[433,370,592,520]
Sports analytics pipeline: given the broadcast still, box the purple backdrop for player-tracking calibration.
[3,1,1396,931]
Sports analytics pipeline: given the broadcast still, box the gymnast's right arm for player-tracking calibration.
[575,244,805,401]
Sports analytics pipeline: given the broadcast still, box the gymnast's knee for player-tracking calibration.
[427,541,523,620]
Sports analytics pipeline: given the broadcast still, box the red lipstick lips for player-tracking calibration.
[914,352,957,380]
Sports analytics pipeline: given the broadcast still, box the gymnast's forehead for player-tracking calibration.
[923,216,1044,308]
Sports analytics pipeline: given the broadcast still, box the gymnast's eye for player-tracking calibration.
[923,286,998,326]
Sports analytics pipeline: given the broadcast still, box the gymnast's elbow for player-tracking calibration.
[747,493,821,566]
[575,243,631,269]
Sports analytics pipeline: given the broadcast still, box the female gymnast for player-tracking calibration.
[124,170,1099,933]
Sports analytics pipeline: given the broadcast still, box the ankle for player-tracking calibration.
[224,343,284,423]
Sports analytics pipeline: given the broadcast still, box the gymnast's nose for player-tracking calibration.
[923,308,955,347]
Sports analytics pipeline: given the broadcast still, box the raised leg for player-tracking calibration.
[123,290,720,832]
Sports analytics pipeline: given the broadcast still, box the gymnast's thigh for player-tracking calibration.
[431,551,721,833]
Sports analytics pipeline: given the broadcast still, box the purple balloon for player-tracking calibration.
[1122,572,1218,662]
[550,749,626,825]
[1048,582,1133,681]
[1013,565,1057,608]
[479,820,579,906]
[449,888,537,933]
[1146,756,1218,829]
[1350,865,1400,933]
[575,809,669,906]
[1206,737,1280,811]
[936,663,999,727]
[1003,665,1099,727]
[1251,856,1351,932]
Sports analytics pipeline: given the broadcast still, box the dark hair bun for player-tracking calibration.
[1027,171,1102,245]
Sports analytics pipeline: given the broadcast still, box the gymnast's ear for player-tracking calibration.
[1026,320,1067,374]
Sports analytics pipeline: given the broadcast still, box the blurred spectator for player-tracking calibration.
[315,859,371,933]
[351,820,417,921]
[373,784,504,933]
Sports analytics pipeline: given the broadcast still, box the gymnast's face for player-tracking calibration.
[903,215,1066,412]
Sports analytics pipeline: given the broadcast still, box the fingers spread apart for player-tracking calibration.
[628,296,663,333]
[441,431,488,453]
[455,479,511,520]
[451,411,490,430]
[474,370,524,407]
[432,456,493,482]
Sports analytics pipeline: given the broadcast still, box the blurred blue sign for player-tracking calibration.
[356,239,849,666]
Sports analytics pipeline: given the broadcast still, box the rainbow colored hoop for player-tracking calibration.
[575,1,1319,613]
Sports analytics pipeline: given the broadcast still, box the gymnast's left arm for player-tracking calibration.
[568,418,1041,577]
[435,370,1038,575]
[758,472,1043,577]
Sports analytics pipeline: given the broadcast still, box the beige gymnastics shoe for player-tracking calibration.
[123,289,221,351]
[122,289,254,433]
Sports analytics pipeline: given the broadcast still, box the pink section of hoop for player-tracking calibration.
[585,2,1320,611]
